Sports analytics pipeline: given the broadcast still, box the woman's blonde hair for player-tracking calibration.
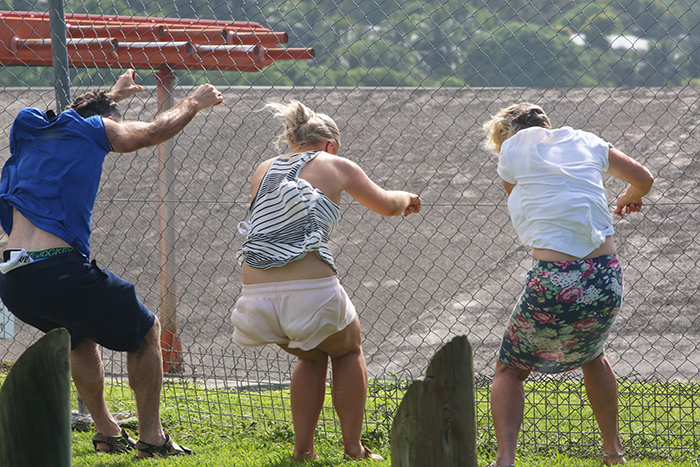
[483,102,551,153]
[265,100,341,152]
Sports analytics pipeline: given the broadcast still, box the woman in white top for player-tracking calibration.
[483,103,653,467]
[233,100,421,461]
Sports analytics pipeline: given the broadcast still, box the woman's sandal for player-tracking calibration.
[92,427,137,453]
[487,462,515,467]
[135,433,193,458]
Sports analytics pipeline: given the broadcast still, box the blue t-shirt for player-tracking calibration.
[0,108,112,257]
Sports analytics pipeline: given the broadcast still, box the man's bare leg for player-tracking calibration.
[71,339,122,451]
[126,320,167,447]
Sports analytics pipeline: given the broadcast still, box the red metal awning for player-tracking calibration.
[0,10,314,71]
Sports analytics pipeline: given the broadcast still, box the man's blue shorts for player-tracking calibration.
[0,250,155,351]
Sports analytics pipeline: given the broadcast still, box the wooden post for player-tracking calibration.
[156,66,184,374]
[0,328,72,466]
[391,335,478,467]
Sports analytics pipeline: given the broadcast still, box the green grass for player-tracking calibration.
[2,371,700,466]
[69,429,700,467]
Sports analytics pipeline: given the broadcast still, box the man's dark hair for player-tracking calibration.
[65,90,121,120]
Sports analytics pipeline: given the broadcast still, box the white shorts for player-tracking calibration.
[231,276,357,351]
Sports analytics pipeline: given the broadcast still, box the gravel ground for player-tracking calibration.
[1,85,698,385]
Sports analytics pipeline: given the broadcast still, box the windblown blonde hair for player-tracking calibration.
[483,102,551,153]
[265,100,341,152]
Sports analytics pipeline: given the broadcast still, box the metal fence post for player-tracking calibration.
[0,300,13,339]
[48,0,70,111]
[156,66,183,374]
[48,0,87,416]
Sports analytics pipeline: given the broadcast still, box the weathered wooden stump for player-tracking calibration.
[0,328,72,467]
[391,335,477,467]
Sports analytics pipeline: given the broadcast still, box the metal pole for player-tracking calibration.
[48,0,71,111]
[0,300,13,339]
[48,0,87,415]
[156,66,183,374]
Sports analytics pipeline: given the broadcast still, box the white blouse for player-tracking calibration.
[497,126,614,258]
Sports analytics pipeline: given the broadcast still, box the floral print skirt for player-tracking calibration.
[497,255,623,373]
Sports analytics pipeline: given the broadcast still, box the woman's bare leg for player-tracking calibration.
[282,349,328,460]
[490,360,531,466]
[581,355,626,464]
[283,317,379,459]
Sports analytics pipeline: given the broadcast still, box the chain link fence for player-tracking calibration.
[1,0,699,459]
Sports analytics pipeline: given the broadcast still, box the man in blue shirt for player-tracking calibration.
[0,70,223,458]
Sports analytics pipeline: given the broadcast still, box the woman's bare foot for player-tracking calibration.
[292,449,320,461]
[602,452,626,465]
[344,445,384,461]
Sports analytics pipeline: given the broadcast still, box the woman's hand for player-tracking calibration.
[403,193,421,217]
[613,193,644,216]
[607,147,654,217]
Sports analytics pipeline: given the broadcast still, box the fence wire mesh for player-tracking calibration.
[1,0,699,459]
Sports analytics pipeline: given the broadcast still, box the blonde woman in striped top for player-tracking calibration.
[232,100,421,461]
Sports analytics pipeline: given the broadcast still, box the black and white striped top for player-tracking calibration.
[236,151,340,273]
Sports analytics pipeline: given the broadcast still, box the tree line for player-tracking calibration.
[1,0,699,88]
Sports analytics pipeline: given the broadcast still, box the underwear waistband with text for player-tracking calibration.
[0,247,77,274]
